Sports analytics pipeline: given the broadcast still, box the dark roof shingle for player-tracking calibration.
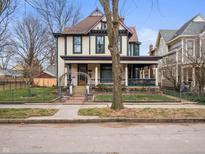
[159,30,177,42]
[64,15,103,34]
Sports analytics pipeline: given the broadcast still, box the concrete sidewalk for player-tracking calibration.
[0,104,205,121]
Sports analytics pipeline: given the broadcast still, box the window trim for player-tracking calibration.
[73,36,82,54]
[186,39,195,57]
[96,36,105,54]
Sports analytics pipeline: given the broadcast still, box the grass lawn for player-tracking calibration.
[163,90,205,104]
[0,87,57,102]
[79,107,205,119]
[94,94,175,102]
[0,108,58,119]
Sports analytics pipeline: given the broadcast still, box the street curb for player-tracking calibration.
[1,118,205,124]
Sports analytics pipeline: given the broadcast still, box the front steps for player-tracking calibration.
[65,86,86,104]
[73,86,86,96]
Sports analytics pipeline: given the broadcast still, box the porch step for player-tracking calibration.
[65,96,85,104]
[73,86,86,96]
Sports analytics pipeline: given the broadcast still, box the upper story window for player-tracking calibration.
[118,35,122,53]
[128,43,139,56]
[186,40,194,56]
[101,22,107,30]
[73,36,82,53]
[96,36,105,54]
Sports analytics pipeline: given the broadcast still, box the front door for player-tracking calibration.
[78,64,88,86]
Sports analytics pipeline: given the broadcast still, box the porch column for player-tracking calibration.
[140,69,142,78]
[125,64,128,86]
[176,64,179,83]
[186,68,189,82]
[142,69,145,79]
[148,67,151,79]
[155,67,159,86]
[95,65,98,86]
[181,67,184,82]
[192,67,196,87]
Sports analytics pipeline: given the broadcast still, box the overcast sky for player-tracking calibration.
[17,0,205,55]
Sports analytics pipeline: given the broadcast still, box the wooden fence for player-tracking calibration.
[0,78,29,91]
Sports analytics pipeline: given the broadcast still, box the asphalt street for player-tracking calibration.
[0,123,205,154]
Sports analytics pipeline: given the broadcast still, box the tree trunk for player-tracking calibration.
[111,46,123,110]
[100,0,123,110]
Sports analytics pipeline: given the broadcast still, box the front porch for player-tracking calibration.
[66,63,159,87]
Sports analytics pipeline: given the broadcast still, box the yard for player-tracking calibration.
[0,87,57,102]
[94,94,176,102]
[163,89,205,104]
[0,108,58,119]
[79,107,205,119]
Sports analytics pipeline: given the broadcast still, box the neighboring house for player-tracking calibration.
[53,8,161,92]
[33,65,57,87]
[34,71,56,87]
[11,64,24,72]
[154,14,205,89]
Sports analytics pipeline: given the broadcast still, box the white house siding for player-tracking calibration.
[158,37,168,56]
[93,17,126,30]
[66,36,72,55]
[82,36,90,55]
[57,37,66,84]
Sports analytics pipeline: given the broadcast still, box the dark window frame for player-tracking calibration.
[73,36,82,54]
[96,36,105,54]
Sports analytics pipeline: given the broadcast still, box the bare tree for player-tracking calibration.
[100,0,123,110]
[0,0,17,69]
[14,16,49,89]
[160,58,179,90]
[0,39,15,69]
[25,0,81,65]
[185,42,205,96]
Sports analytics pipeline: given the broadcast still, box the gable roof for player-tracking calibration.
[64,16,103,34]
[128,27,138,42]
[159,30,177,43]
[34,71,56,78]
[174,14,205,37]
[62,8,132,35]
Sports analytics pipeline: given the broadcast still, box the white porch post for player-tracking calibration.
[186,68,189,82]
[140,69,142,78]
[181,67,184,82]
[142,69,145,79]
[95,65,98,86]
[176,64,179,83]
[148,67,151,79]
[125,64,128,86]
[155,67,159,86]
[192,67,196,87]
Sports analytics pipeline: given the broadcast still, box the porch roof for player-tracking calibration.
[61,56,161,64]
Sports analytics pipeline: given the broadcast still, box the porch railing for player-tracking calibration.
[91,78,156,86]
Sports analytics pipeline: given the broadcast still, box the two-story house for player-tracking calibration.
[154,14,205,89]
[54,9,161,94]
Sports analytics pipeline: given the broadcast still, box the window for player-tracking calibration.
[101,22,107,30]
[186,40,194,56]
[73,36,82,53]
[118,35,122,53]
[96,36,105,53]
[100,64,112,83]
[128,43,139,56]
